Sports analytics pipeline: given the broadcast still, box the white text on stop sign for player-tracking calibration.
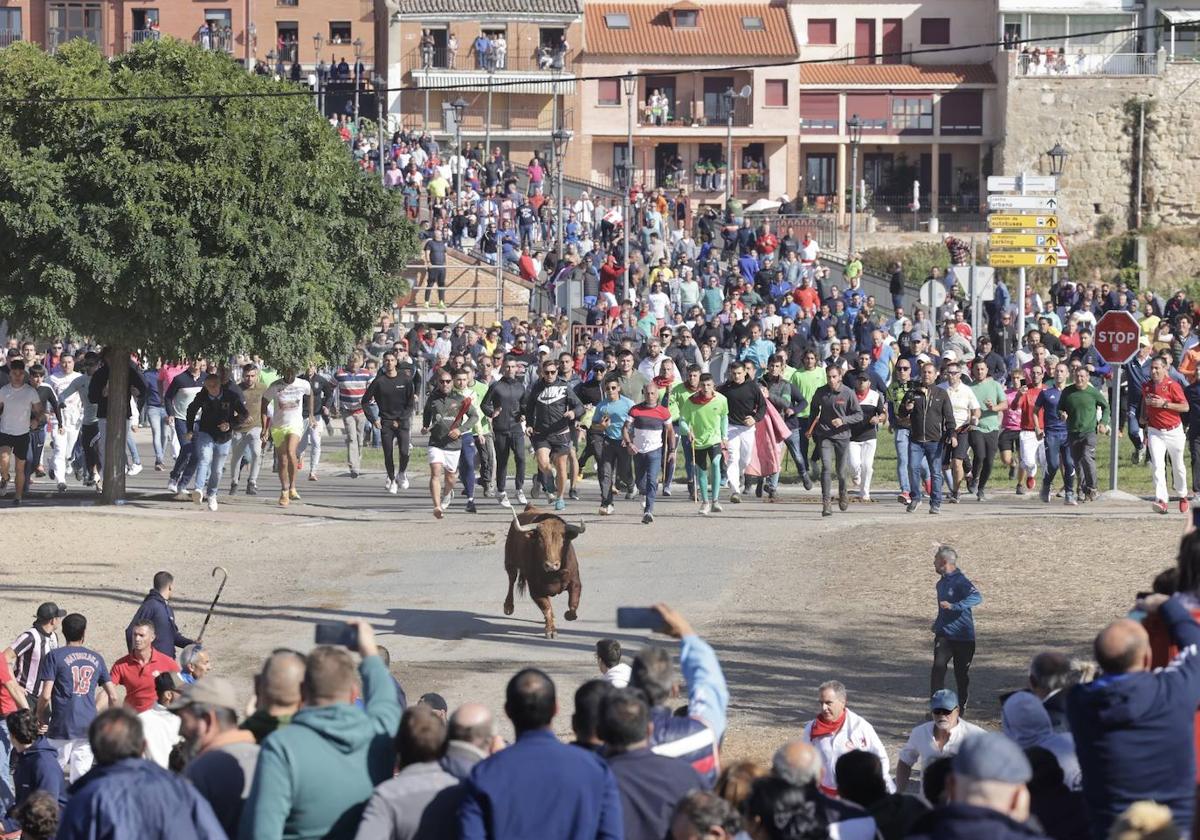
[1097,328,1137,346]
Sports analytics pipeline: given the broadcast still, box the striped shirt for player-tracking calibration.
[10,626,58,695]
[627,403,672,453]
[334,368,373,414]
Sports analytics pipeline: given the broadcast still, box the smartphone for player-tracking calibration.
[616,607,666,632]
[314,622,359,649]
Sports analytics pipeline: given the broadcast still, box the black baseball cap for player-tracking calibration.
[36,602,66,622]
[417,692,448,713]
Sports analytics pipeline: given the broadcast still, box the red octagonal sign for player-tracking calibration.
[1094,310,1141,365]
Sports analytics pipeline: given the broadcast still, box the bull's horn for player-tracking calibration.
[565,520,587,536]
[511,509,540,533]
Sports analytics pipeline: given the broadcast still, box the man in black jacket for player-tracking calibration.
[185,373,248,511]
[365,351,416,495]
[522,359,584,512]
[807,365,863,517]
[481,357,530,507]
[899,360,956,514]
[718,361,766,503]
[125,571,194,658]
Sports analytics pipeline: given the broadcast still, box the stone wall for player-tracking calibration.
[995,60,1200,239]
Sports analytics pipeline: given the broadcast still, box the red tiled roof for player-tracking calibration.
[584,3,797,57]
[801,63,997,86]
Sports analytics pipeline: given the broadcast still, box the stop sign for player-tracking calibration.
[1094,310,1141,364]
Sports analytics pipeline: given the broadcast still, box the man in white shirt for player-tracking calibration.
[595,639,630,688]
[50,354,87,492]
[0,360,45,505]
[943,362,982,502]
[802,680,892,796]
[637,339,668,381]
[140,672,184,768]
[895,688,986,790]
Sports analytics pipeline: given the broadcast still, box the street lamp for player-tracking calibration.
[1045,142,1068,176]
[484,62,495,175]
[313,33,324,115]
[847,113,863,255]
[723,84,751,209]
[553,127,573,317]
[621,70,637,300]
[451,97,467,193]
[312,31,322,64]
[352,37,364,129]
[375,74,388,187]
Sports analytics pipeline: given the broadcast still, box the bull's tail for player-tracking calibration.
[516,569,527,597]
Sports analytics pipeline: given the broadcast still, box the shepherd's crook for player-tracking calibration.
[195,566,229,644]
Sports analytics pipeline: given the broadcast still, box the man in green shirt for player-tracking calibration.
[1059,364,1111,504]
[789,350,827,486]
[677,373,728,516]
[968,358,1007,502]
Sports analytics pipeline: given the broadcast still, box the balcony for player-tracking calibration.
[633,95,754,129]
[422,105,574,135]
[125,29,160,49]
[0,30,21,48]
[607,158,767,195]
[1009,49,1162,77]
[406,46,572,76]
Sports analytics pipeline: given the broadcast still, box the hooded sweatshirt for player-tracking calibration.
[906,802,1044,840]
[1001,692,1081,790]
[1067,597,1200,839]
[239,655,402,840]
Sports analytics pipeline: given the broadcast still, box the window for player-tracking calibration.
[940,91,983,135]
[920,18,950,44]
[764,79,788,107]
[604,12,630,29]
[892,96,933,131]
[329,21,351,42]
[806,18,836,45]
[742,16,764,30]
[47,2,102,49]
[673,9,698,28]
[598,79,620,106]
[800,93,838,131]
[130,7,157,41]
[0,7,20,36]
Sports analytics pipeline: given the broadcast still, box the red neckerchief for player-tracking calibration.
[654,374,674,389]
[689,392,715,406]
[810,709,847,739]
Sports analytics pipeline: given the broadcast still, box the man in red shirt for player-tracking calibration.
[110,620,181,713]
[0,648,29,801]
[1142,356,1189,514]
[1011,365,1044,494]
[755,222,778,257]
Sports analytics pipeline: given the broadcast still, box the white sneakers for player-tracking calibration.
[206,496,218,512]
[498,491,511,507]
[516,490,528,505]
[386,479,398,495]
[127,463,143,476]
[166,480,179,494]
[399,472,410,490]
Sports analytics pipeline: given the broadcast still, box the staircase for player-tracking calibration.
[398,250,533,328]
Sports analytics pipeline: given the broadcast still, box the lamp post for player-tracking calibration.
[451,97,467,193]
[723,84,751,210]
[247,22,256,70]
[352,37,364,131]
[313,32,324,115]
[375,74,387,187]
[847,113,863,255]
[1044,139,1068,331]
[484,63,495,173]
[553,127,573,318]
[266,49,276,79]
[622,70,636,300]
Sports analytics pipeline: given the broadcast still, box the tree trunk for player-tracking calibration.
[99,345,130,504]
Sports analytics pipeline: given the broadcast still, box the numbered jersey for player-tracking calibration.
[37,645,110,741]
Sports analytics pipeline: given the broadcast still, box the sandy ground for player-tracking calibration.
[0,463,1175,768]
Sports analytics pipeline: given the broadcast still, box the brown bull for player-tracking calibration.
[503,505,584,638]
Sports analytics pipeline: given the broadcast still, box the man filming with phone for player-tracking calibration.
[240,619,402,840]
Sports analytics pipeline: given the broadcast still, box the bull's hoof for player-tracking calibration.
[564,609,578,621]
[544,627,557,639]
[503,601,514,616]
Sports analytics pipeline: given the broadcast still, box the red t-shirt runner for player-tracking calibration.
[1143,378,1186,430]
[110,648,180,713]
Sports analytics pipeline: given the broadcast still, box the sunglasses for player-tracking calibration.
[932,708,955,716]
[897,366,911,371]
[438,379,452,384]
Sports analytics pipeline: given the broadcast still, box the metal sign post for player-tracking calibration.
[1109,368,1122,492]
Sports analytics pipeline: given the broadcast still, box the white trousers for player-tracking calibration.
[849,439,877,499]
[49,737,93,783]
[1018,431,1042,476]
[52,421,82,484]
[1149,424,1187,503]
[726,424,755,491]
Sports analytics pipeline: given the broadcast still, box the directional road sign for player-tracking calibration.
[987,174,1057,192]
[988,233,1060,249]
[1094,310,1141,365]
[988,252,1068,268]
[986,195,1060,211]
[988,214,1059,229]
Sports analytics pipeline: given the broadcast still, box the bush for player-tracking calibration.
[861,242,950,289]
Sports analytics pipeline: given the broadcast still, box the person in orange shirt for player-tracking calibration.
[1142,356,1189,514]
[1010,364,1045,495]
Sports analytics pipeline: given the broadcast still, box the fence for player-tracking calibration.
[634,96,753,128]
[406,46,570,75]
[1011,50,1161,77]
[0,30,21,48]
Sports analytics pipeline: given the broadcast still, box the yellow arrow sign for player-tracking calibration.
[987,214,1059,229]
[988,252,1068,267]
[988,233,1059,249]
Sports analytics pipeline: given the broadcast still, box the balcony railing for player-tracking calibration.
[424,105,574,134]
[634,96,754,128]
[608,159,767,194]
[125,29,160,49]
[406,46,571,75]
[47,27,102,53]
[1011,50,1161,77]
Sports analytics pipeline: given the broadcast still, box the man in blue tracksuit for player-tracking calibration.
[124,571,194,658]
[930,545,982,714]
[1069,594,1200,840]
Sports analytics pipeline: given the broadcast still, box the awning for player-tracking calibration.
[1161,9,1200,23]
[409,71,576,95]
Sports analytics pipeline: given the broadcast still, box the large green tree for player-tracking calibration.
[0,38,417,501]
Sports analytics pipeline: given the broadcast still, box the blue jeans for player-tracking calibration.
[1127,396,1144,451]
[909,440,944,507]
[768,427,806,491]
[635,448,663,514]
[147,406,169,462]
[895,427,930,495]
[24,427,46,478]
[0,717,13,810]
[193,432,232,498]
[170,417,199,483]
[1043,430,1074,490]
[459,433,477,498]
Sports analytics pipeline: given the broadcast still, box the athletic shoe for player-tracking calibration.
[929,506,941,515]
[498,492,511,507]
[1154,500,1169,514]
[230,483,238,496]
[948,491,959,504]
[624,489,634,500]
[1065,491,1077,506]
[898,492,911,505]
[1039,482,1050,504]
[801,473,814,491]
[711,500,723,513]
[207,496,218,512]
[190,489,202,504]
[860,494,871,503]
[604,504,614,515]
[154,461,164,471]
[167,480,179,494]
[349,470,359,479]
[661,487,672,497]
[821,502,832,517]
[308,473,318,482]
[1008,464,1016,480]
[730,492,742,504]
[1182,498,1191,514]
[642,513,654,524]
[698,502,711,516]
[906,499,919,513]
[530,484,541,499]
[516,490,528,505]
[385,479,396,494]
[598,505,609,516]
[1025,475,1036,490]
[466,499,477,513]
[482,487,493,498]
[127,463,143,476]
[838,492,849,512]
[1015,484,1026,496]
[568,488,579,500]
[11,498,20,507]
[289,488,301,501]
[966,477,978,496]
[279,491,290,507]
[56,482,66,492]
[400,472,410,490]
[554,498,565,511]
[976,490,988,502]
[246,482,258,496]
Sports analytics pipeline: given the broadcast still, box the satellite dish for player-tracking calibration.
[739,84,752,99]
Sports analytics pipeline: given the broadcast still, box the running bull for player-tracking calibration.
[503,505,584,639]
